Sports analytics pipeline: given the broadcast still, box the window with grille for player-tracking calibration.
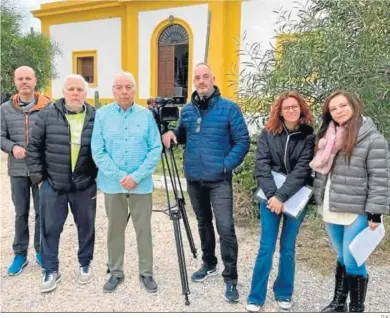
[158,24,189,46]
[72,50,98,87]
[77,57,94,83]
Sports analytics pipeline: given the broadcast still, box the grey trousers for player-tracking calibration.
[104,193,153,278]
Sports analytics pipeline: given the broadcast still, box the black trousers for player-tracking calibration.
[40,180,97,272]
[10,176,40,255]
[187,180,238,284]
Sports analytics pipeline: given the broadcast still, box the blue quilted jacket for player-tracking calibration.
[174,87,250,182]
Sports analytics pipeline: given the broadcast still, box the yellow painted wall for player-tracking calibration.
[33,0,242,106]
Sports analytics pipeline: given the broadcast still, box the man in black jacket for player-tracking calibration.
[1,66,51,276]
[26,74,97,293]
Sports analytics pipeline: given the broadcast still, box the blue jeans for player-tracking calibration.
[247,202,305,305]
[325,215,368,277]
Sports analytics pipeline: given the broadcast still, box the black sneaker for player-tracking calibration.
[225,283,240,302]
[103,275,124,293]
[191,263,218,282]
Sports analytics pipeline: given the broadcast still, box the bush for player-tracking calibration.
[233,135,259,219]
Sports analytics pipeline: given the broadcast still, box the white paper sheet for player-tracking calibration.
[348,223,386,267]
[255,171,313,219]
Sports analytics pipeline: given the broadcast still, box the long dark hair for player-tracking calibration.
[318,90,363,161]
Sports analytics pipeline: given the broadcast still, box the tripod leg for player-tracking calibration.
[161,148,191,305]
[179,201,197,259]
[172,215,191,306]
[167,148,197,259]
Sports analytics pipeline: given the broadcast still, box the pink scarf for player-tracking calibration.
[310,121,346,174]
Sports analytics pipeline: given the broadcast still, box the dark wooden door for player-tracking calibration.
[158,45,175,97]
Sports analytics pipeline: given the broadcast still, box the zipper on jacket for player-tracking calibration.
[60,111,74,179]
[193,102,219,181]
[25,113,32,176]
[283,134,291,174]
[282,125,301,174]
[25,114,29,145]
[194,105,203,180]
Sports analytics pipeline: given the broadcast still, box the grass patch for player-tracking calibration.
[297,214,390,276]
[296,214,335,276]
[152,188,191,211]
[368,215,390,264]
[155,146,184,178]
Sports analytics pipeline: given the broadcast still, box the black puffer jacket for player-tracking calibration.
[26,98,97,192]
[255,124,315,202]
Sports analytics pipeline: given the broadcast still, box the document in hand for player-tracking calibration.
[348,222,386,267]
[254,171,313,219]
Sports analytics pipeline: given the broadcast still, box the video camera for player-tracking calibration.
[147,96,186,125]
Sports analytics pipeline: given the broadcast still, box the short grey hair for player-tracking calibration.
[194,62,214,75]
[63,74,88,91]
[112,71,137,88]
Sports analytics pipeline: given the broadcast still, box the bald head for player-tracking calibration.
[14,66,36,78]
[193,63,215,97]
[14,66,37,101]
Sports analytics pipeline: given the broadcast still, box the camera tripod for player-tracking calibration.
[153,139,197,305]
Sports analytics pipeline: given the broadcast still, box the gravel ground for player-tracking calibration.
[1,153,389,312]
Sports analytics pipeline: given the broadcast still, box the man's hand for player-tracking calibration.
[368,220,380,231]
[162,131,177,149]
[267,196,284,215]
[121,176,137,190]
[12,145,26,159]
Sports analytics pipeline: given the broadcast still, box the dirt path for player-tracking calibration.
[1,153,388,312]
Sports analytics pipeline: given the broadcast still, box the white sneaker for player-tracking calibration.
[246,303,262,312]
[41,271,62,293]
[277,300,293,310]
[78,265,93,284]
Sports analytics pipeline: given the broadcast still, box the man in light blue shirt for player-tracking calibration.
[91,71,162,293]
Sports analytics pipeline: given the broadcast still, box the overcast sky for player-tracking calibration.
[18,0,59,33]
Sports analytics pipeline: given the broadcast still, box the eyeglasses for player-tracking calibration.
[282,105,300,112]
[196,117,202,133]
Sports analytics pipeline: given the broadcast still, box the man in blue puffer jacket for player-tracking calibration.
[163,63,250,302]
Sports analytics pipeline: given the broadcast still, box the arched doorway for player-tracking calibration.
[157,24,189,98]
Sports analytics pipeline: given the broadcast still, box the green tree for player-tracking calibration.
[1,0,61,100]
[235,0,390,138]
[231,0,390,219]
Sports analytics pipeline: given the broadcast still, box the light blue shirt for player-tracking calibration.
[91,102,162,194]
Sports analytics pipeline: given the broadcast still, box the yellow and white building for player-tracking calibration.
[32,0,297,106]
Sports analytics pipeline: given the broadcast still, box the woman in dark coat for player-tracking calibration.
[246,91,315,312]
